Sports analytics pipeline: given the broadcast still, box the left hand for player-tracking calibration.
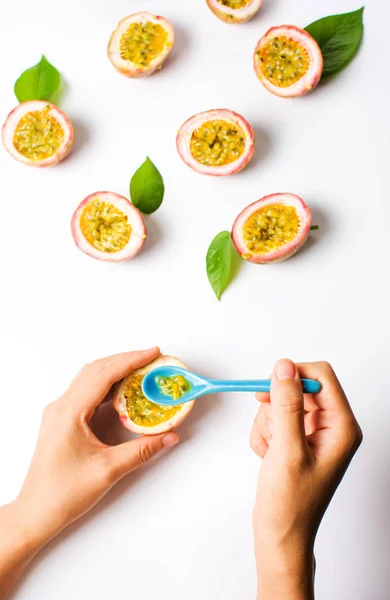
[13,347,179,547]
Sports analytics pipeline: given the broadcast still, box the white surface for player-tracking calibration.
[0,1,388,598]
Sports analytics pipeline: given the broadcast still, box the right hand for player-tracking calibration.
[251,360,362,599]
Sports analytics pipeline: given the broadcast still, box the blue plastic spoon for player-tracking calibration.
[142,366,322,407]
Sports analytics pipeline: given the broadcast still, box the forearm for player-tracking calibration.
[256,536,315,600]
[0,501,50,599]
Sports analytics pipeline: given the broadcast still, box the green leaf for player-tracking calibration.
[14,55,61,103]
[206,231,236,301]
[130,157,164,215]
[310,225,320,231]
[305,7,364,78]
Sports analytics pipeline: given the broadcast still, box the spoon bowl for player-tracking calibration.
[142,366,322,407]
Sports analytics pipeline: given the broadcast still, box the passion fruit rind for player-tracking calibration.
[2,101,74,167]
[71,192,146,262]
[177,109,255,176]
[232,193,312,264]
[108,12,174,78]
[254,25,323,98]
[113,355,195,435]
[206,0,263,24]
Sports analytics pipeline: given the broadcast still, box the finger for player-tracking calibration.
[67,347,161,413]
[296,362,353,416]
[306,410,338,449]
[271,358,308,454]
[250,404,272,458]
[254,403,273,438]
[256,392,270,403]
[304,409,321,437]
[255,371,273,403]
[300,393,320,413]
[250,429,270,459]
[297,363,362,463]
[256,391,319,414]
[307,418,362,467]
[107,431,179,480]
[253,400,319,440]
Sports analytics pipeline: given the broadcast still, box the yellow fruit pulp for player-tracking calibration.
[190,119,246,167]
[120,21,169,66]
[80,198,132,253]
[13,105,64,161]
[125,373,182,427]
[256,36,310,88]
[217,0,251,7]
[243,204,300,255]
[155,374,191,401]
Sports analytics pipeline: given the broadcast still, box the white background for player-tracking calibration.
[0,0,388,598]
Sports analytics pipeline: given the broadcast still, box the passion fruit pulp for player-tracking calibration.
[253,26,323,97]
[206,0,263,24]
[232,193,312,263]
[108,12,174,78]
[156,374,191,401]
[71,192,146,262]
[177,109,254,176]
[2,101,74,167]
[113,356,195,435]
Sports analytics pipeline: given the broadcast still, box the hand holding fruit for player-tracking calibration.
[13,348,179,543]
[251,359,362,599]
[0,348,183,598]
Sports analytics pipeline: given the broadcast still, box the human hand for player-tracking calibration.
[251,359,362,600]
[12,347,179,549]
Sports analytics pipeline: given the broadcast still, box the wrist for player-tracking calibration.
[0,502,44,569]
[10,496,59,553]
[0,500,62,598]
[255,533,315,600]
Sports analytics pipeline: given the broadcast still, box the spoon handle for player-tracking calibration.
[207,378,321,394]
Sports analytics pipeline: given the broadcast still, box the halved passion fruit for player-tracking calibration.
[177,109,254,176]
[113,356,195,435]
[2,101,74,167]
[206,0,263,24]
[253,26,323,97]
[71,192,146,262]
[108,12,174,78]
[232,193,312,263]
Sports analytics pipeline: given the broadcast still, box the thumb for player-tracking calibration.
[108,431,179,480]
[270,359,307,453]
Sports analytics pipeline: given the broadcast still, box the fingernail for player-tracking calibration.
[275,359,296,380]
[162,432,179,448]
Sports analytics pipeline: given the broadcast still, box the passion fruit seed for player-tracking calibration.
[13,105,64,161]
[120,22,168,66]
[124,373,182,427]
[256,36,310,88]
[190,120,246,167]
[155,374,191,401]
[79,198,132,253]
[243,204,300,255]
[217,0,251,7]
